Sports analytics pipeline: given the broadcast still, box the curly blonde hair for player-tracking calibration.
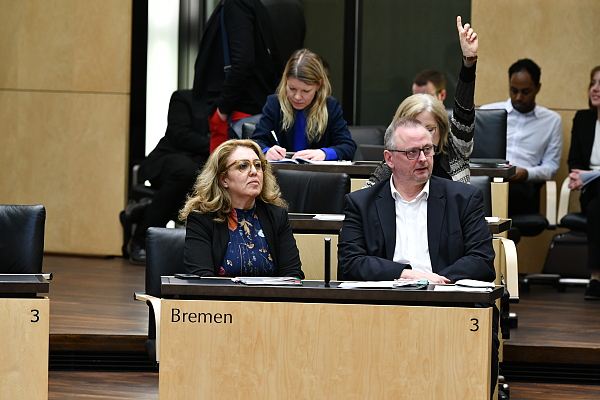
[277,49,332,143]
[179,140,286,223]
[392,94,450,155]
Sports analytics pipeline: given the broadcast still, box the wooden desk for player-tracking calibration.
[271,162,516,180]
[289,214,512,235]
[270,162,378,178]
[0,275,49,400]
[470,165,516,179]
[158,279,501,400]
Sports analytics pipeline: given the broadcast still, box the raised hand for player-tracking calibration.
[457,15,478,58]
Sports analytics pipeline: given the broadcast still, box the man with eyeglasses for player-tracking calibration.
[338,116,498,397]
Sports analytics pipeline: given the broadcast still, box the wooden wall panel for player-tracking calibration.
[473,0,600,274]
[0,0,131,255]
[0,91,128,254]
[0,0,131,92]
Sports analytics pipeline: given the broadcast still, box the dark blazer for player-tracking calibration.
[184,200,304,279]
[192,0,284,118]
[338,176,496,283]
[252,95,357,160]
[140,90,209,181]
[568,109,599,170]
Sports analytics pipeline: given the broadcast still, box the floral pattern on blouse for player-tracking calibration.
[220,206,275,277]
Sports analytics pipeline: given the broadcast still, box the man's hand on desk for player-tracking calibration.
[507,167,528,182]
[399,269,450,284]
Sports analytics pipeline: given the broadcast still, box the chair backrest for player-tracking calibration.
[274,170,350,214]
[145,227,186,298]
[472,109,508,160]
[0,204,45,273]
[470,176,493,217]
[349,125,386,161]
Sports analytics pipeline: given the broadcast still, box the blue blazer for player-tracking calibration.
[252,95,357,160]
[338,176,496,283]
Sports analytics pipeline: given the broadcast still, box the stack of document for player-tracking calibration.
[434,279,495,292]
[231,277,302,285]
[313,214,345,221]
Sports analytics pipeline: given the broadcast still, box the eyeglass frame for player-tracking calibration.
[224,159,267,173]
[386,145,438,160]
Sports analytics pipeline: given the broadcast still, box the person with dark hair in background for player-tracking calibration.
[412,69,447,103]
[565,65,600,300]
[480,58,562,217]
[127,90,209,265]
[192,0,305,153]
[252,48,356,161]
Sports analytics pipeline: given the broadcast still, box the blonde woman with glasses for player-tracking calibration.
[179,139,304,279]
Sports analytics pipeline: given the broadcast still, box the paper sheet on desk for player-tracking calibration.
[486,217,501,223]
[313,214,345,221]
[434,285,492,292]
[338,281,396,289]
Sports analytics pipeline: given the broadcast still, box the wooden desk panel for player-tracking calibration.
[159,299,492,400]
[0,297,49,400]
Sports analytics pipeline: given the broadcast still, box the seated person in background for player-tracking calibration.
[338,117,497,396]
[412,69,447,103]
[128,89,209,265]
[566,65,600,300]
[480,58,562,216]
[179,139,304,279]
[366,16,478,187]
[252,48,357,161]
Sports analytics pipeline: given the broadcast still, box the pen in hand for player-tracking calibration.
[271,130,280,146]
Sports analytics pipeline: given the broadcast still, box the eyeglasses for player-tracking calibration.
[225,159,266,173]
[387,145,438,160]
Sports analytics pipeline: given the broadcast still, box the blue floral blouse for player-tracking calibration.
[219,206,275,277]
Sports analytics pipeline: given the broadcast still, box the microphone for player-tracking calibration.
[324,237,331,287]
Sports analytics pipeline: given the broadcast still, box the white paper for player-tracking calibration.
[313,214,345,221]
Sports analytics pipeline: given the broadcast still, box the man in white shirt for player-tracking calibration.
[480,58,563,216]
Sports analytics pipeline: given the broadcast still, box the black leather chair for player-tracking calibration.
[470,175,493,217]
[0,204,46,273]
[137,227,186,365]
[274,169,350,214]
[472,109,507,160]
[348,125,386,161]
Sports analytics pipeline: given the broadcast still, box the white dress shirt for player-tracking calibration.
[390,177,432,273]
[590,120,600,170]
[480,99,563,182]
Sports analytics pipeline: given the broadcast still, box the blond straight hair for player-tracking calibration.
[277,49,332,143]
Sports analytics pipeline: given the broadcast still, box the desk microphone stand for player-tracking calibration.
[324,237,331,287]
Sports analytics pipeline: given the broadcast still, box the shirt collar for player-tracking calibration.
[504,98,539,118]
[389,176,430,202]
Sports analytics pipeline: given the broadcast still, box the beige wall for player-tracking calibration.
[473,0,600,273]
[0,1,131,255]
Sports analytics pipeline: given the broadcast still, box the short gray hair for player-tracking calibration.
[384,117,428,150]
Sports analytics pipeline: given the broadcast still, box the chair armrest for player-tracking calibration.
[500,238,519,302]
[544,180,557,227]
[556,177,572,224]
[134,293,163,363]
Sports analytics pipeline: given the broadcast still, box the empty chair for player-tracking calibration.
[0,204,46,273]
[274,169,350,214]
[348,125,386,161]
[137,227,186,365]
[472,109,507,160]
